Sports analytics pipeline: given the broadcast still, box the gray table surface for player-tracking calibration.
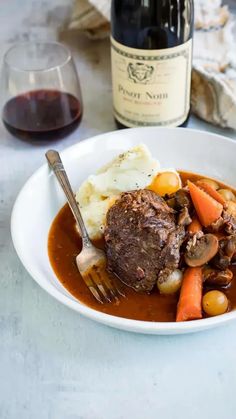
[1,1,236,419]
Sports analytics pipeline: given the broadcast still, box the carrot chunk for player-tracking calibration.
[187,216,202,234]
[188,181,223,227]
[196,181,226,205]
[176,267,203,322]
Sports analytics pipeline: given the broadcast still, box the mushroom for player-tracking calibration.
[225,236,236,258]
[203,266,233,287]
[213,255,231,270]
[165,196,176,209]
[175,189,192,210]
[185,234,219,267]
[212,235,236,269]
[206,216,224,233]
[165,188,192,211]
[232,253,236,264]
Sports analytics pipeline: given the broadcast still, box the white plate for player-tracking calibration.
[11,127,236,334]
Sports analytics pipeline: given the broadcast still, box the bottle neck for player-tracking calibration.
[111,0,193,49]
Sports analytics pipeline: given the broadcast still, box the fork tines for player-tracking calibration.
[83,265,125,304]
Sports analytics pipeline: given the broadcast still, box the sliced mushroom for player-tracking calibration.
[212,254,231,270]
[165,188,192,211]
[203,266,233,287]
[225,236,236,258]
[175,189,192,210]
[185,234,219,267]
[178,207,192,226]
[206,217,224,233]
[165,196,176,209]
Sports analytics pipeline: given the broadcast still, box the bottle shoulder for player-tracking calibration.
[111,0,194,49]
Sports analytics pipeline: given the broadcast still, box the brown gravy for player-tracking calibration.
[48,172,236,322]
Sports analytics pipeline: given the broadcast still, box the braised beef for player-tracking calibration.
[222,211,236,235]
[104,190,185,292]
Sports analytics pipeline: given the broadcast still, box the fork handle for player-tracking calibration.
[46,150,91,246]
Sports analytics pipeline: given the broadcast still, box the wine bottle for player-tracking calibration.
[111,0,194,129]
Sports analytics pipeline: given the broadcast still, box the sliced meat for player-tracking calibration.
[222,211,236,235]
[160,227,186,267]
[104,189,185,293]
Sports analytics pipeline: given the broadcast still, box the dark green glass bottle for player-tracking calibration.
[111,0,194,128]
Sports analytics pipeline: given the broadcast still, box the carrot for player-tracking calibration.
[176,267,203,322]
[188,216,202,234]
[196,181,226,205]
[188,181,223,227]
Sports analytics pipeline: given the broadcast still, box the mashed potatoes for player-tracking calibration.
[76,144,160,239]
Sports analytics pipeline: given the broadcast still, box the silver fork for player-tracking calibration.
[46,150,124,304]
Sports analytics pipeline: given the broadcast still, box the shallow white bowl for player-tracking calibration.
[11,127,236,334]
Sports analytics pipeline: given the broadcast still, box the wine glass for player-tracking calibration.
[1,41,83,141]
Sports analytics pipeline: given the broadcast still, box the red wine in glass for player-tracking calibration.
[1,42,83,142]
[2,89,82,141]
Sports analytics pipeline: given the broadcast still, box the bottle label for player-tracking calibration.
[111,37,192,127]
